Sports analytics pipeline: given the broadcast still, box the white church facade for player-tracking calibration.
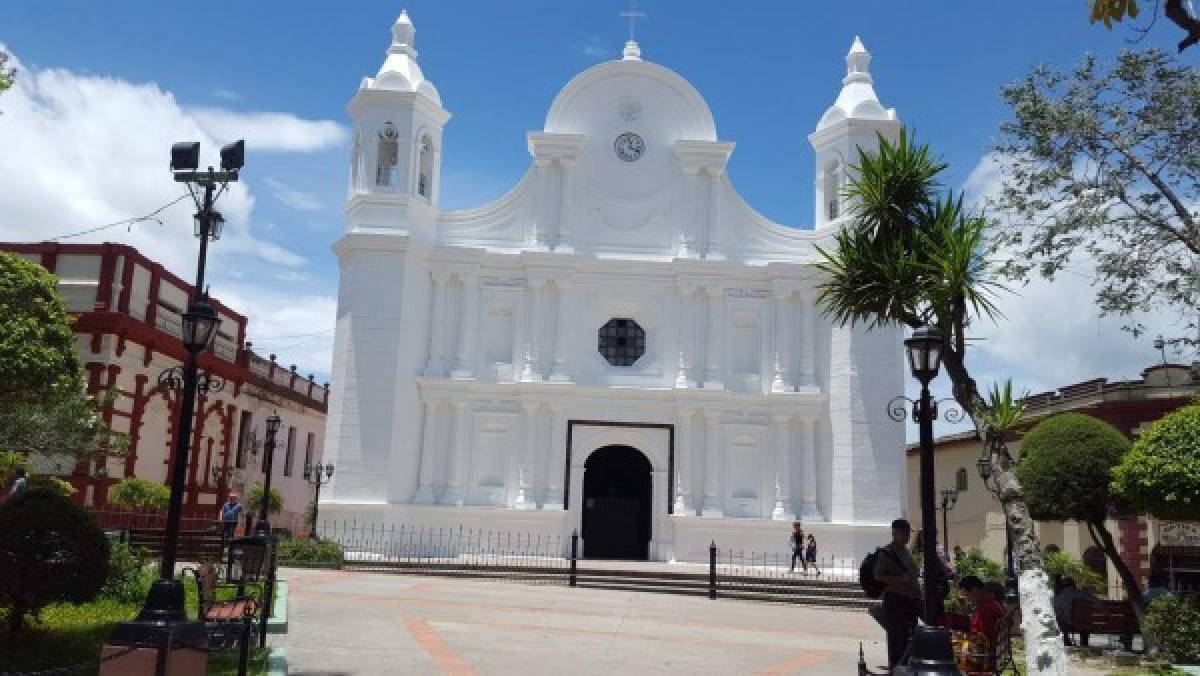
[320,11,906,562]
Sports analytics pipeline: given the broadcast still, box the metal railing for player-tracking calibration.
[317,520,868,607]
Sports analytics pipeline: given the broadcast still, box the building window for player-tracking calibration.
[304,433,315,470]
[235,411,253,469]
[376,122,399,187]
[417,135,433,199]
[824,159,843,222]
[956,467,968,493]
[598,318,645,367]
[283,427,296,477]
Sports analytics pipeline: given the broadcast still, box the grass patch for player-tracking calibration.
[0,574,268,675]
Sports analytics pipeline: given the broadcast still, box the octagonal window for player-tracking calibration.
[598,318,645,367]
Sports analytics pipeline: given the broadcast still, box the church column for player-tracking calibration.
[532,159,553,249]
[797,290,817,389]
[704,168,723,258]
[771,413,795,521]
[425,269,450,376]
[674,407,695,514]
[679,166,702,257]
[701,408,723,518]
[440,400,470,505]
[514,401,538,509]
[674,282,695,388]
[556,158,574,250]
[549,277,572,381]
[771,287,793,393]
[703,284,724,389]
[521,277,547,381]
[451,272,479,379]
[544,403,567,509]
[798,413,822,519]
[413,398,440,504]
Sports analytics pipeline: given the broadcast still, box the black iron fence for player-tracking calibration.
[316,520,869,607]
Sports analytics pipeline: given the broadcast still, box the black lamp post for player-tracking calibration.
[302,461,334,538]
[938,488,959,557]
[255,412,282,536]
[903,325,948,625]
[102,140,243,676]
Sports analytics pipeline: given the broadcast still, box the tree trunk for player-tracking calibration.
[991,458,1068,675]
[944,342,1068,675]
[1087,519,1145,617]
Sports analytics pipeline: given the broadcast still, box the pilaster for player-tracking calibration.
[798,413,822,520]
[440,400,470,505]
[425,269,450,376]
[450,271,479,379]
[413,398,439,503]
[548,276,574,382]
[701,408,724,518]
[771,413,796,521]
[703,284,724,389]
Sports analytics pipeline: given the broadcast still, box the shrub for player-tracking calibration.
[99,543,153,603]
[955,547,1004,585]
[247,482,283,515]
[0,488,109,635]
[1144,595,1200,665]
[1043,550,1104,595]
[0,450,27,485]
[1017,413,1130,523]
[1113,404,1200,521]
[276,537,343,566]
[106,477,169,511]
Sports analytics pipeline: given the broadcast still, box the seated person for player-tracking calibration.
[1052,576,1099,646]
[1143,574,1172,606]
[960,575,1006,650]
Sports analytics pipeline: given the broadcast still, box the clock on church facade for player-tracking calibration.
[322,11,905,562]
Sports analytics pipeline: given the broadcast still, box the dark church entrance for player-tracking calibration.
[582,445,652,560]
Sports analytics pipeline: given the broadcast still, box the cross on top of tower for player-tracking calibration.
[620,1,646,42]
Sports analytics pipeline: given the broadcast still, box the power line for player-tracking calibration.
[44,193,192,242]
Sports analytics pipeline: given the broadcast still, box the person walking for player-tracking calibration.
[873,518,922,670]
[220,494,244,543]
[788,521,806,573]
[805,533,821,576]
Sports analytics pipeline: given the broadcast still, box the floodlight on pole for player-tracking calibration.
[170,141,200,171]
[220,139,245,172]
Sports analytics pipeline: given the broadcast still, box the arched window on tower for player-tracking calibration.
[376,122,399,187]
[417,134,433,199]
[824,159,844,222]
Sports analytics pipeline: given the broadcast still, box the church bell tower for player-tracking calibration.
[346,9,451,238]
[808,37,900,229]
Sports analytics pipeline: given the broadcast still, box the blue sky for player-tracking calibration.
[2,1,1195,408]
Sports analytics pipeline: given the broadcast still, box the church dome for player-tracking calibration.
[543,44,717,142]
[815,37,896,132]
[366,10,443,106]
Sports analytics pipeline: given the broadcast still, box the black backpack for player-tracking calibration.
[859,548,896,599]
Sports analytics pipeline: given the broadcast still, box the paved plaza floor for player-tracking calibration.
[280,567,889,675]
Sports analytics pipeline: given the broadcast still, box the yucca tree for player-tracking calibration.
[815,131,1067,674]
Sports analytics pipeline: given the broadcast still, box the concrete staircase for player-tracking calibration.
[340,559,870,610]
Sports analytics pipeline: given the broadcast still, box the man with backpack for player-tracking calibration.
[864,518,922,670]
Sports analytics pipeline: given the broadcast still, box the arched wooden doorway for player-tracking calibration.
[582,445,652,560]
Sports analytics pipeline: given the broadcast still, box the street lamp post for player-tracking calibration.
[302,462,334,538]
[904,326,948,625]
[938,488,959,557]
[255,413,282,535]
[102,140,243,676]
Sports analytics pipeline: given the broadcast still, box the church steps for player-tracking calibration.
[339,560,870,609]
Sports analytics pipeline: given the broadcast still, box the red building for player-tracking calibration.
[3,242,330,531]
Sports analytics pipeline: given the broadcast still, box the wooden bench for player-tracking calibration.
[129,527,224,561]
[1073,599,1139,651]
[183,563,260,650]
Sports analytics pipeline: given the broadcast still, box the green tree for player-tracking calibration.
[1017,413,1143,607]
[815,131,1067,672]
[106,477,170,512]
[989,49,1200,349]
[0,484,109,635]
[1089,0,1200,52]
[1043,550,1106,595]
[0,252,124,461]
[1112,403,1200,521]
[246,482,283,516]
[0,52,13,96]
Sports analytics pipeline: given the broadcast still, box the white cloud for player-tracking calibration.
[188,107,347,152]
[0,49,337,377]
[577,36,613,59]
[210,86,240,102]
[262,177,323,211]
[962,154,1180,394]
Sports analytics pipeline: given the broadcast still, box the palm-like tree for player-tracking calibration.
[815,131,1067,674]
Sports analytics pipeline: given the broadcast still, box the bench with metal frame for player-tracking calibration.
[1073,599,1139,651]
